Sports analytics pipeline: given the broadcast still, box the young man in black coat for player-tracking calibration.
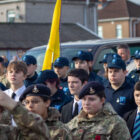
[60,69,88,123]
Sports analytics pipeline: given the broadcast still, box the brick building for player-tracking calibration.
[98,0,140,38]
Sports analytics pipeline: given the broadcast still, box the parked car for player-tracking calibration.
[25,37,140,73]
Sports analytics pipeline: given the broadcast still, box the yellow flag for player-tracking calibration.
[42,0,61,70]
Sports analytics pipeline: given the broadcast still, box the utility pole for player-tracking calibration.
[84,0,98,33]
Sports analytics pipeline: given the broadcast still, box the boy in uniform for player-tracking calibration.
[22,55,38,87]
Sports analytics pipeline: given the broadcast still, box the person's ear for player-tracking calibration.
[23,73,27,80]
[123,70,127,75]
[83,81,88,86]
[101,97,105,104]
[45,99,51,108]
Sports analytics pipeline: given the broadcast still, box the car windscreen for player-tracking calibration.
[61,44,99,68]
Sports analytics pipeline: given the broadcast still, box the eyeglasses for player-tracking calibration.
[22,99,42,106]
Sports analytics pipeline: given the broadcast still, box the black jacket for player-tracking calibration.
[123,109,137,136]
[60,100,74,123]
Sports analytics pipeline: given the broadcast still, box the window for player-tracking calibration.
[116,24,122,38]
[7,10,16,23]
[98,26,103,38]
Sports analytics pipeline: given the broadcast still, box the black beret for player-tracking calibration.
[79,81,105,99]
[35,70,58,84]
[20,84,51,102]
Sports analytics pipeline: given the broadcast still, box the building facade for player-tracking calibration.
[98,0,140,39]
[0,0,98,32]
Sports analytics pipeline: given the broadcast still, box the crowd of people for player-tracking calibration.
[0,44,139,140]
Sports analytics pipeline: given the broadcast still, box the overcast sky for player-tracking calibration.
[128,0,140,5]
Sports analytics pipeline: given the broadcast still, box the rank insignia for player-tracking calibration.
[32,85,39,93]
[89,87,95,94]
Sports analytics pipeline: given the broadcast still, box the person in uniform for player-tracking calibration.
[124,81,140,139]
[0,86,50,140]
[20,84,72,140]
[53,57,72,100]
[98,53,121,78]
[128,50,140,83]
[105,57,136,117]
[67,81,131,140]
[36,70,70,111]
[72,50,103,83]
[22,55,38,87]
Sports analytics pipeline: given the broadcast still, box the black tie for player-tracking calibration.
[11,92,16,99]
[73,102,78,118]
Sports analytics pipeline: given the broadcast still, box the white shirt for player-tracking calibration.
[137,108,140,114]
[4,85,26,126]
[4,85,26,101]
[72,98,82,114]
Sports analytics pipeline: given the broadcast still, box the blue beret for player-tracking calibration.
[79,81,105,99]
[99,53,121,64]
[36,70,58,84]
[54,57,69,68]
[20,84,51,102]
[132,50,140,59]
[108,58,126,70]
[72,51,91,61]
[22,55,37,65]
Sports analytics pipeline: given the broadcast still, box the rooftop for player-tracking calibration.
[0,23,100,50]
[98,0,140,20]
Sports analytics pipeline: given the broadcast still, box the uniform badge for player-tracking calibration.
[119,96,126,105]
[131,75,135,79]
[116,98,119,103]
[89,87,95,94]
[32,85,39,93]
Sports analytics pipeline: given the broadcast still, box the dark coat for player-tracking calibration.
[105,77,137,117]
[123,109,137,136]
[24,72,38,87]
[50,89,70,112]
[60,100,74,123]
